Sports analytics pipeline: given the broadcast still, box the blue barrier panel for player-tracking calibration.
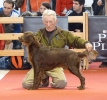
[23,16,68,32]
[88,16,107,61]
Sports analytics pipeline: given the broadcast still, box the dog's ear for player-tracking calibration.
[33,36,40,48]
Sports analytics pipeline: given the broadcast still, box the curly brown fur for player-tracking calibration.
[19,31,98,90]
[81,50,98,70]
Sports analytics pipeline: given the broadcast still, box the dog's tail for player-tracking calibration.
[77,52,87,58]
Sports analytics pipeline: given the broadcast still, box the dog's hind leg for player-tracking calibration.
[68,64,85,90]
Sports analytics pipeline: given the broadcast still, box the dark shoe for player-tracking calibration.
[99,62,107,68]
[40,76,49,87]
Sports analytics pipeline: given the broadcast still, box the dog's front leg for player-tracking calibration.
[32,66,40,90]
[28,66,39,90]
[33,70,44,89]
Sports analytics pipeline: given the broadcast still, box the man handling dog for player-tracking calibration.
[22,9,93,89]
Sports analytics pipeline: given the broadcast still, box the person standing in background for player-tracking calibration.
[15,0,50,14]
[55,0,73,16]
[51,0,56,11]
[0,24,5,50]
[0,0,21,49]
[22,2,51,16]
[92,0,107,68]
[65,0,91,32]
[37,2,51,16]
[92,0,105,15]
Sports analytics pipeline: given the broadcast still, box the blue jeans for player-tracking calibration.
[0,57,10,69]
[12,40,22,49]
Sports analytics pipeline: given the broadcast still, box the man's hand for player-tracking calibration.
[85,43,93,52]
[97,0,103,6]
[75,29,81,32]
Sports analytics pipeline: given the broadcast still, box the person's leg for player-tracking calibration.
[94,5,104,15]
[22,67,67,89]
[52,0,56,11]
[46,67,67,88]
[22,68,34,89]
[22,68,50,89]
[12,40,22,49]
[99,62,107,68]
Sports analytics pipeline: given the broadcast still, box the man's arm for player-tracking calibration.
[63,31,92,49]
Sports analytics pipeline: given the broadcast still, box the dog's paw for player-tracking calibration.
[27,87,38,90]
[77,86,85,90]
[27,87,33,90]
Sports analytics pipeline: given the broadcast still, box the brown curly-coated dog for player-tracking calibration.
[19,31,98,90]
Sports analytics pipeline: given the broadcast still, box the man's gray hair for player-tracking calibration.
[42,10,57,21]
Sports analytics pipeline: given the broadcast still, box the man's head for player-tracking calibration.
[3,0,14,17]
[73,0,85,13]
[42,9,58,32]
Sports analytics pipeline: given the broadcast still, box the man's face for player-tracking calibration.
[3,2,13,16]
[42,15,57,32]
[73,0,83,12]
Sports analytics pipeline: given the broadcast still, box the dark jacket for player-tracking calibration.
[92,0,105,15]
[65,7,91,32]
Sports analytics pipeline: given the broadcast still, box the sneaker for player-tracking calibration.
[99,62,107,68]
[40,76,49,87]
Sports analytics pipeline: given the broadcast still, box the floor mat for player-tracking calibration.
[0,62,107,100]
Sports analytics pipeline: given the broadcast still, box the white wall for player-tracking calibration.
[85,0,93,7]
[0,0,3,7]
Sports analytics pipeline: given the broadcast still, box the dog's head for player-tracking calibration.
[18,31,40,48]
[85,50,98,63]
